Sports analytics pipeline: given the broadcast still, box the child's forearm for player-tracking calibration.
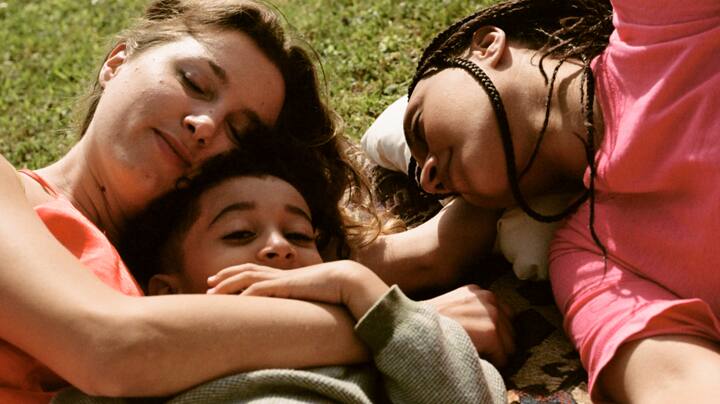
[355,286,507,403]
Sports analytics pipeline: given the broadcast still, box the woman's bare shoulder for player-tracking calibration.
[0,154,28,201]
[0,154,57,207]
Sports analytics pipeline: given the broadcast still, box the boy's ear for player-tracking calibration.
[98,43,128,88]
[148,274,184,295]
[468,26,507,68]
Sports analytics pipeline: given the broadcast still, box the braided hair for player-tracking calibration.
[408,0,613,255]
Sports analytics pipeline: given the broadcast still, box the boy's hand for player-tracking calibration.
[424,285,515,367]
[207,261,390,320]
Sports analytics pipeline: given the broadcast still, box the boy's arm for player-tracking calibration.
[356,286,507,404]
[214,261,508,402]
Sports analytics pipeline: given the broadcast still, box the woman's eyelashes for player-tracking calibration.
[226,121,245,145]
[179,68,210,98]
[178,67,246,144]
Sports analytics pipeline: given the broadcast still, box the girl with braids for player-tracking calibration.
[398,0,720,401]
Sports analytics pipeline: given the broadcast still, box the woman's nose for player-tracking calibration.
[183,113,217,147]
[419,155,447,194]
[257,232,296,269]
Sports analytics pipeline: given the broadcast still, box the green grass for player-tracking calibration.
[0,0,490,168]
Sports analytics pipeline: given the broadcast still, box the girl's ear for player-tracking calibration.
[468,26,507,68]
[98,43,128,88]
[148,273,184,295]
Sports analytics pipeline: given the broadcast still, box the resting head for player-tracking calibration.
[73,0,344,218]
[120,136,350,294]
[404,0,612,218]
[152,174,322,295]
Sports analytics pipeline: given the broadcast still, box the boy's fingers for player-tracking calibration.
[208,271,279,294]
[208,264,281,287]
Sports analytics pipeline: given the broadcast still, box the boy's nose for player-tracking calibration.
[257,233,296,269]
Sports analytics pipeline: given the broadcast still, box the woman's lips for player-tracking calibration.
[154,129,192,168]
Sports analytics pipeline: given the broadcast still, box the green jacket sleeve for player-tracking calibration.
[355,285,506,404]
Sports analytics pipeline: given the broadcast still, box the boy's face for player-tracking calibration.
[157,176,323,294]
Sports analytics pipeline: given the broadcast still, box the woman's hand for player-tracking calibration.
[207,260,390,320]
[424,285,515,367]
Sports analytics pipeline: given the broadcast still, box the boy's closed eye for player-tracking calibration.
[285,231,317,246]
[221,230,256,243]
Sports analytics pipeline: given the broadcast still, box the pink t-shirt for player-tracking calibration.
[0,171,143,404]
[567,0,720,308]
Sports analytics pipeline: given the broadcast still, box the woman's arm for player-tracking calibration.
[0,156,367,397]
[355,197,501,292]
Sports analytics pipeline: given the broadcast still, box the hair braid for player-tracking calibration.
[408,0,613,254]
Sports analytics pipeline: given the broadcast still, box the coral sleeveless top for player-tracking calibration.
[0,170,143,404]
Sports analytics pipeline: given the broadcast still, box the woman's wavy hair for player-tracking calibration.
[409,0,613,253]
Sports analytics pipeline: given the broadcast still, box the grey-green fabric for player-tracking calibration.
[53,286,506,404]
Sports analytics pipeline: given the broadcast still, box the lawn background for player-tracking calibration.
[0,0,491,168]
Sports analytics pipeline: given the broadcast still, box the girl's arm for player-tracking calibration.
[0,156,367,397]
[354,197,501,292]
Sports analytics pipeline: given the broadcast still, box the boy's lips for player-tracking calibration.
[154,129,193,167]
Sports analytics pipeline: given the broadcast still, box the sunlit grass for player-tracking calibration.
[0,0,490,168]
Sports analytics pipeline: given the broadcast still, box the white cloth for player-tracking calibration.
[361,95,568,280]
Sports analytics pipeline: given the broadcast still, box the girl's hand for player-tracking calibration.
[207,261,390,320]
[424,285,515,367]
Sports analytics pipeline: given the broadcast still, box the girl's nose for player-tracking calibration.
[419,155,447,194]
[257,232,296,269]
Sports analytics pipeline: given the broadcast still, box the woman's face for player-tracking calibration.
[90,30,285,206]
[405,67,518,208]
[176,176,323,294]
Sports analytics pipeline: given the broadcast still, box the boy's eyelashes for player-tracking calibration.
[284,232,317,245]
[221,230,255,242]
[220,230,317,246]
